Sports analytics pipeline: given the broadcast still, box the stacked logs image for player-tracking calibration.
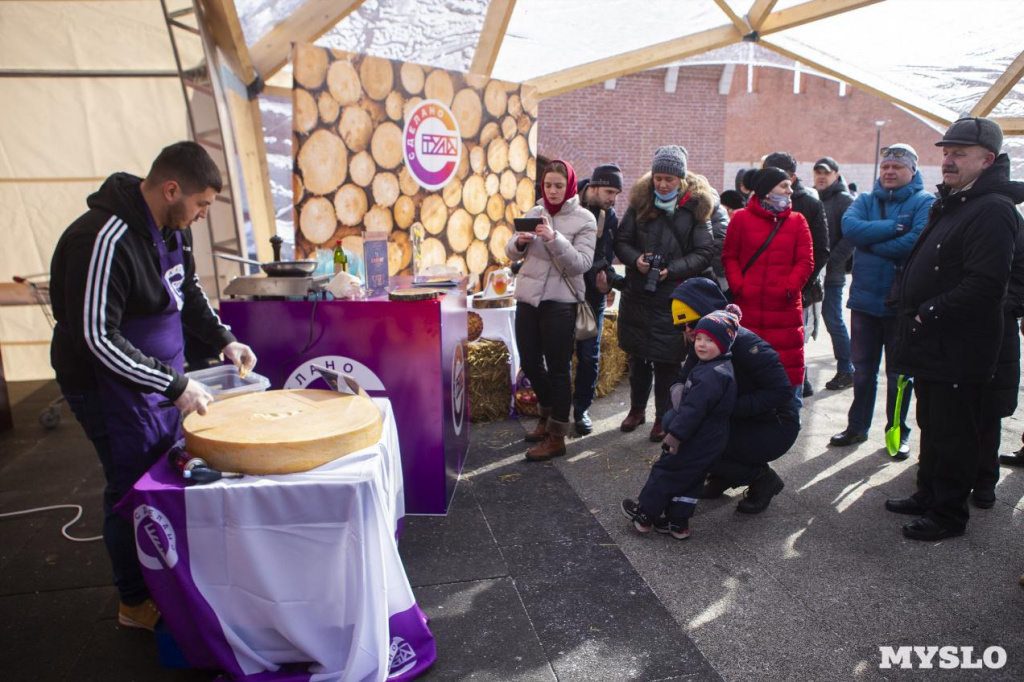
[292,44,539,286]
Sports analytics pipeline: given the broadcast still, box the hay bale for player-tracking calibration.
[467,339,512,422]
[570,311,628,398]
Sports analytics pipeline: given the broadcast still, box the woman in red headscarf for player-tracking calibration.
[506,159,597,461]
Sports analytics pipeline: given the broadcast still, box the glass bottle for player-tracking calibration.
[333,239,348,274]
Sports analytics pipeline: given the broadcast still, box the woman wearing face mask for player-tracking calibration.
[722,167,814,392]
[506,159,596,461]
[614,145,716,441]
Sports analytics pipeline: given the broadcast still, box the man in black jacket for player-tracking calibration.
[812,157,855,390]
[887,117,1023,541]
[763,152,830,398]
[50,142,257,628]
[573,164,623,434]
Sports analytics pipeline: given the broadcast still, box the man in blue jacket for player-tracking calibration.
[828,144,934,457]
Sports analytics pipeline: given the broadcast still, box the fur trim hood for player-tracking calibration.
[629,171,717,225]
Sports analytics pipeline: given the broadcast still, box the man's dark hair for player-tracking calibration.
[763,151,798,175]
[147,141,223,194]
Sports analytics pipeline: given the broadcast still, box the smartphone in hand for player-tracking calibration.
[514,217,544,232]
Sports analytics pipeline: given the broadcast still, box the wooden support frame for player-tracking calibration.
[713,0,750,35]
[200,0,257,86]
[527,0,879,99]
[250,0,366,80]
[225,90,278,262]
[971,48,1024,118]
[759,39,955,127]
[992,117,1024,136]
[469,0,516,77]
[746,0,778,31]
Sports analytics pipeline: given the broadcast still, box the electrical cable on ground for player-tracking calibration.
[0,504,102,542]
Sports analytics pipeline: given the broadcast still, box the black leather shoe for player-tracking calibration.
[999,449,1024,467]
[893,437,911,461]
[825,372,854,390]
[885,497,928,515]
[972,490,996,509]
[574,410,593,436]
[902,517,965,542]
[829,430,868,447]
[802,379,814,397]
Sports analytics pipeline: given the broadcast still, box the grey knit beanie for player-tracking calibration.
[652,145,688,178]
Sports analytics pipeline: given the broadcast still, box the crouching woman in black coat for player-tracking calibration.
[670,277,801,513]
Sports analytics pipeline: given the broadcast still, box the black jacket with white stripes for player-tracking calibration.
[50,173,235,400]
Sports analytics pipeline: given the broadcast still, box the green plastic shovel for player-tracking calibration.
[886,375,911,456]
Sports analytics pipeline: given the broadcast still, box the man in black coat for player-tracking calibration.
[573,164,624,434]
[763,152,830,398]
[812,157,856,390]
[887,117,1024,541]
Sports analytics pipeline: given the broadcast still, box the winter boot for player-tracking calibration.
[736,466,785,514]
[526,418,568,461]
[524,406,552,443]
[620,407,647,432]
[649,422,666,442]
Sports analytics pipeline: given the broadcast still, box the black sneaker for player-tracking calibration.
[802,378,814,397]
[825,372,854,390]
[574,409,593,435]
[620,499,654,533]
[737,467,785,514]
[654,517,690,540]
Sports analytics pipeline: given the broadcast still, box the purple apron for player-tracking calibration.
[97,211,187,496]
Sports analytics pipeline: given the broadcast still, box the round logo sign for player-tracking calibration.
[452,343,466,436]
[402,99,462,191]
[133,504,178,571]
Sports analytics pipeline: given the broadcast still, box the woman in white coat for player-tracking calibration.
[506,159,596,460]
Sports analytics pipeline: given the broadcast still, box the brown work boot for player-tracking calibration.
[620,407,647,432]
[649,422,666,442]
[118,599,161,631]
[524,406,552,443]
[526,418,569,461]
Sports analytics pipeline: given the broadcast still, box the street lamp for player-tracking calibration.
[873,120,887,185]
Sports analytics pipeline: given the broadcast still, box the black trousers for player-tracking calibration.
[628,356,681,421]
[974,403,1003,495]
[640,445,722,521]
[516,300,577,424]
[709,411,801,485]
[913,379,985,531]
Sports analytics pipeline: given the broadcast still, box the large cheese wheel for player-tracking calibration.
[183,389,383,475]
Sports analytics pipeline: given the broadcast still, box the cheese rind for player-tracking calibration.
[183,389,384,474]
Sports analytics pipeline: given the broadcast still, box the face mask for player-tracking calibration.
[764,193,791,211]
[654,188,679,202]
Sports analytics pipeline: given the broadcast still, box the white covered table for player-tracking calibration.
[119,399,435,681]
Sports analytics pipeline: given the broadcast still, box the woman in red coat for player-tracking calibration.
[722,167,814,388]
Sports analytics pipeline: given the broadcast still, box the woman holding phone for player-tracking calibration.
[506,159,597,461]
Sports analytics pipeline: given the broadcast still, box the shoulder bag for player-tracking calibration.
[543,235,599,340]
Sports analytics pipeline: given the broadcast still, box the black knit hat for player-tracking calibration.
[589,163,624,191]
[719,189,746,210]
[751,167,790,199]
[670,277,727,317]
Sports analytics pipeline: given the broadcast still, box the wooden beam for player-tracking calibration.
[263,84,292,99]
[746,0,778,31]
[970,48,1024,118]
[759,39,955,127]
[759,0,884,35]
[992,117,1024,136]
[469,0,516,77]
[199,0,256,86]
[713,0,750,35]
[527,24,739,100]
[250,0,366,80]
[225,89,278,263]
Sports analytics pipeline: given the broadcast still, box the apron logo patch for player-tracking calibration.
[165,264,185,311]
[387,636,417,678]
[133,504,179,570]
[452,343,466,436]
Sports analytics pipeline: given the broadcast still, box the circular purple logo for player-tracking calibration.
[402,99,462,191]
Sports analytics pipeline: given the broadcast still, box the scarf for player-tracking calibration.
[654,189,690,218]
[541,158,578,217]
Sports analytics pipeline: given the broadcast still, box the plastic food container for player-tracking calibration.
[186,364,271,399]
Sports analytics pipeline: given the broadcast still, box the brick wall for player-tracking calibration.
[537,67,727,216]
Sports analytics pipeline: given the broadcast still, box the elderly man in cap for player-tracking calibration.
[887,117,1024,541]
[829,143,933,457]
[812,157,856,391]
[572,163,624,434]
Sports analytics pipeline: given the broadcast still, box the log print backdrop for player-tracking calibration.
[291,44,539,285]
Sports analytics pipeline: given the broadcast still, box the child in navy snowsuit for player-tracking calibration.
[621,309,739,539]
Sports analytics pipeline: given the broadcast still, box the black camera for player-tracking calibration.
[642,253,664,293]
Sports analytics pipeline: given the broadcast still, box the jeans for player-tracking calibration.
[822,283,854,374]
[846,310,911,436]
[628,356,681,421]
[516,300,577,424]
[572,291,606,417]
[62,389,150,606]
